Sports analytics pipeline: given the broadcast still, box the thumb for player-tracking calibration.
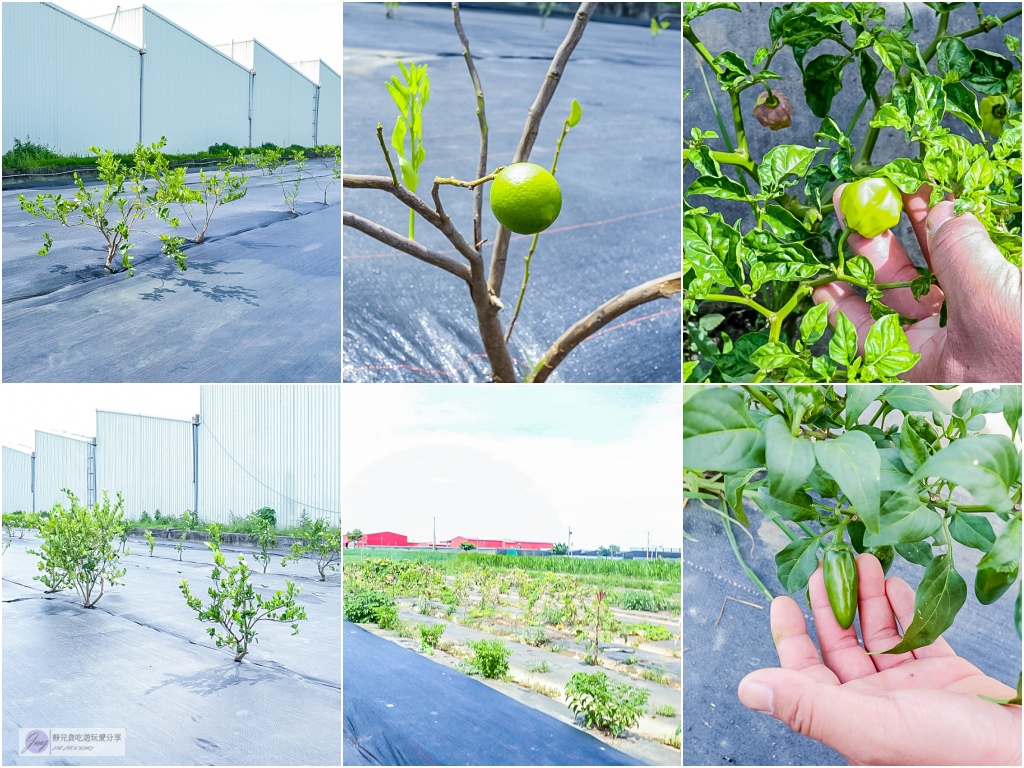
[925,202,1020,318]
[738,668,888,762]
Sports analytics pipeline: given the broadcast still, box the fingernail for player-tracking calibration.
[739,680,775,714]
[926,203,955,240]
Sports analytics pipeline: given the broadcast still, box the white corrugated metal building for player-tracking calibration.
[2,446,35,513]
[197,385,340,527]
[95,410,195,520]
[2,2,140,155]
[295,59,341,147]
[3,2,339,154]
[2,386,340,527]
[33,430,95,512]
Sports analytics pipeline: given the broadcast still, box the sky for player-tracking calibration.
[342,385,682,551]
[0,384,200,451]
[54,1,342,68]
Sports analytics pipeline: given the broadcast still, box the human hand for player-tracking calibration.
[813,185,1022,383]
[738,554,1022,766]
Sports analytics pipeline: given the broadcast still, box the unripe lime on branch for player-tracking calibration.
[489,162,562,235]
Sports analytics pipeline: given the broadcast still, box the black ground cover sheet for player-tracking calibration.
[343,621,644,766]
[3,163,340,382]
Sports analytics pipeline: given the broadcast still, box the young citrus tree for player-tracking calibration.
[28,490,128,607]
[344,2,681,382]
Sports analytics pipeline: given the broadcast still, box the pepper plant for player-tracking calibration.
[684,2,1022,382]
[684,383,1022,700]
[18,137,189,275]
[344,2,680,382]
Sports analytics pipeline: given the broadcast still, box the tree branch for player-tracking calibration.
[343,212,471,282]
[452,2,488,251]
[526,272,681,383]
[487,1,597,298]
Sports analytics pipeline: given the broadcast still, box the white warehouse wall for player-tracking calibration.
[296,60,341,145]
[2,447,34,513]
[2,2,141,154]
[33,431,93,512]
[197,385,340,527]
[251,41,318,148]
[95,410,195,520]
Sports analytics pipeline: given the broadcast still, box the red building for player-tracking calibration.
[447,536,552,551]
[346,531,408,547]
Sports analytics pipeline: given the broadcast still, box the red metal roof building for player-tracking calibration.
[447,536,552,551]
[344,531,553,550]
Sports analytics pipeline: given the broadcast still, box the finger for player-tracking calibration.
[854,553,915,669]
[831,186,945,319]
[885,576,958,658]
[808,562,876,682]
[737,667,895,763]
[899,315,950,383]
[770,596,839,685]
[902,184,941,268]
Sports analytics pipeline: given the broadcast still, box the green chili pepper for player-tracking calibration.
[980,95,1009,137]
[839,177,903,238]
[824,543,859,630]
[870,545,895,577]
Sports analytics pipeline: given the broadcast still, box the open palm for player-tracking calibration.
[739,554,1021,766]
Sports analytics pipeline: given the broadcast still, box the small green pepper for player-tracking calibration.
[823,543,859,630]
[839,177,903,238]
[870,545,895,577]
[980,95,1009,137]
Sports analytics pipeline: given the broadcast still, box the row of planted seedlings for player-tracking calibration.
[343,556,680,744]
[344,557,680,685]
[16,139,341,275]
[4,490,341,662]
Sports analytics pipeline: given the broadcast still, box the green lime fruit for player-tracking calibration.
[489,162,562,235]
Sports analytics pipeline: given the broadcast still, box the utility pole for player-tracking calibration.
[567,526,572,556]
[433,517,436,550]
[647,531,650,561]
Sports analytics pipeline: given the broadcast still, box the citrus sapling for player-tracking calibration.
[144,529,155,556]
[180,550,306,663]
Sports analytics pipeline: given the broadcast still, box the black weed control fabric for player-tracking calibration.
[683,502,1021,766]
[2,162,340,382]
[343,4,681,382]
[343,621,644,766]
[2,536,340,766]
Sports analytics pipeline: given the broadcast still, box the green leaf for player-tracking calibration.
[881,554,966,654]
[803,55,849,118]
[863,314,920,379]
[913,435,1020,513]
[814,430,881,533]
[863,487,942,546]
[828,311,858,368]
[775,535,822,593]
[756,486,818,523]
[1001,385,1022,440]
[949,512,996,553]
[568,99,582,128]
[764,415,816,501]
[881,385,950,415]
[758,146,825,191]
[687,174,750,201]
[975,518,1021,605]
[937,37,974,79]
[683,388,766,472]
[750,342,797,372]
[896,540,934,567]
[684,211,744,291]
[800,302,829,346]
[845,385,889,427]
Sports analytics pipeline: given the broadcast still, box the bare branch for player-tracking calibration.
[487,2,597,297]
[343,212,471,283]
[344,173,483,269]
[452,2,488,252]
[526,272,682,383]
[376,123,399,186]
